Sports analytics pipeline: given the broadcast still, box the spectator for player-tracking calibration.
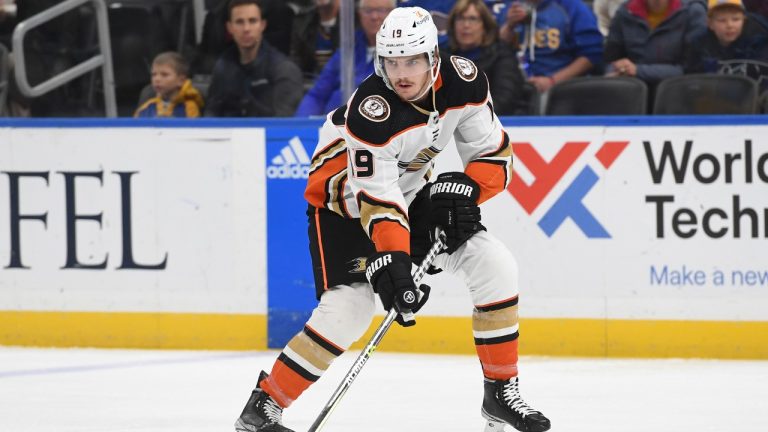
[593,0,626,35]
[604,0,708,86]
[499,0,604,93]
[192,0,296,75]
[290,0,341,79]
[205,0,303,117]
[398,0,456,42]
[743,0,768,24]
[134,52,204,118]
[686,0,768,91]
[442,0,531,114]
[294,0,395,116]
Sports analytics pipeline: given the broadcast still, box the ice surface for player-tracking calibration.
[1,347,767,431]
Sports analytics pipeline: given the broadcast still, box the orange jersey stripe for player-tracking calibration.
[371,220,411,253]
[304,152,347,209]
[466,160,508,205]
[313,208,330,290]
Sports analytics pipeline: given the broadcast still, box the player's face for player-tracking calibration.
[151,63,185,100]
[227,4,266,51]
[708,9,745,46]
[383,54,431,101]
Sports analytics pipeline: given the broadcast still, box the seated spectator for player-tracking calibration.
[442,0,531,114]
[686,0,768,91]
[294,0,394,116]
[604,0,708,86]
[498,0,604,93]
[593,0,626,36]
[291,0,341,80]
[205,0,303,117]
[192,0,295,75]
[398,0,456,43]
[743,0,768,24]
[134,52,204,118]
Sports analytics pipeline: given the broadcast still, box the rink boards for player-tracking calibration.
[0,117,767,359]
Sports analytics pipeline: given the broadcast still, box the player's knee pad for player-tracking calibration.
[305,282,376,350]
[437,231,519,305]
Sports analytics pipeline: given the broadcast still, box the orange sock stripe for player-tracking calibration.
[262,356,317,408]
[475,338,519,380]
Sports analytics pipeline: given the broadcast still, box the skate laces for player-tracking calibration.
[260,395,284,424]
[501,378,538,417]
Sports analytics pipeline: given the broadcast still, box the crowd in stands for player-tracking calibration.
[0,0,767,117]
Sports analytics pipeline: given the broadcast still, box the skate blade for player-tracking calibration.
[483,419,506,432]
[234,418,256,432]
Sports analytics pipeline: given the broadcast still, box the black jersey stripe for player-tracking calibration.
[474,331,520,346]
[333,173,351,218]
[475,296,519,312]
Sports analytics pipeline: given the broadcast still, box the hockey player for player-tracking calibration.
[235,6,551,432]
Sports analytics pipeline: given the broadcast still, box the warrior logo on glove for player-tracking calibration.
[365,251,430,327]
[429,172,485,254]
[365,254,392,281]
[429,181,475,198]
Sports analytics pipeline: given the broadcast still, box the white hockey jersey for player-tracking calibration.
[305,55,512,253]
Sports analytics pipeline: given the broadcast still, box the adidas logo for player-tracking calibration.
[267,136,311,179]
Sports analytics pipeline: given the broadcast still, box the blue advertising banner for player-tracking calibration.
[264,119,324,348]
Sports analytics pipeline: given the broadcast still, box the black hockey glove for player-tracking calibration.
[429,172,485,254]
[408,185,442,275]
[365,251,430,327]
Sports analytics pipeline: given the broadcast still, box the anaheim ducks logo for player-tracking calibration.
[359,95,390,122]
[348,257,367,274]
[450,56,478,82]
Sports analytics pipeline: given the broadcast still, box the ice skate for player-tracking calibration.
[234,371,294,432]
[481,377,550,432]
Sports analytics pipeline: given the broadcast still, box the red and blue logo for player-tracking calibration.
[508,141,629,238]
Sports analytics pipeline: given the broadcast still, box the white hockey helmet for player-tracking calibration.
[374,7,441,101]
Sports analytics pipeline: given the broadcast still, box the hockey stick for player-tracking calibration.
[307,230,446,432]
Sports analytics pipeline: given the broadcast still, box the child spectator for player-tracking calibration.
[135,52,204,118]
[685,0,768,91]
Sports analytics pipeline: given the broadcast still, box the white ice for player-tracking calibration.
[1,347,767,431]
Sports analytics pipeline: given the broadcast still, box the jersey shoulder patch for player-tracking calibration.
[437,55,488,109]
[346,76,425,146]
[449,55,479,82]
[358,95,390,122]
